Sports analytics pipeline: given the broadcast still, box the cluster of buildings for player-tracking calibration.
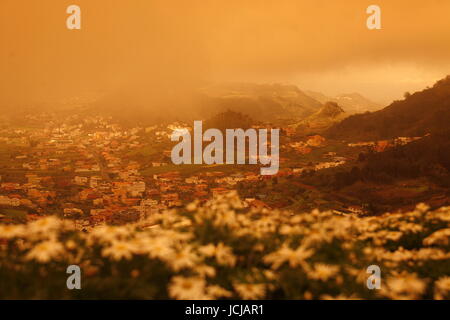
[0,114,283,228]
[288,135,327,155]
[348,136,423,152]
[2,112,384,227]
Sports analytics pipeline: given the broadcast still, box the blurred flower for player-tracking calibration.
[423,228,450,246]
[28,216,60,235]
[263,243,313,269]
[233,283,266,300]
[434,276,450,300]
[381,272,427,299]
[65,240,77,250]
[186,202,198,212]
[0,224,26,239]
[89,225,130,243]
[147,239,175,260]
[168,276,209,300]
[167,246,199,271]
[102,240,135,261]
[199,242,236,267]
[26,240,64,263]
[206,285,232,298]
[0,192,448,300]
[308,263,340,281]
[198,244,216,257]
[195,264,216,278]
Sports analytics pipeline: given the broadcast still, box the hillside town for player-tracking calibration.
[0,112,432,229]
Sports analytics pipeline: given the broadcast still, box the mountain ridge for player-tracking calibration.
[305,90,382,114]
[197,83,323,121]
[325,76,450,141]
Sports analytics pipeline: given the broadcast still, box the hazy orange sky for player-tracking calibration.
[1,0,449,108]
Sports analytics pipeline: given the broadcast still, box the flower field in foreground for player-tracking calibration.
[0,192,449,299]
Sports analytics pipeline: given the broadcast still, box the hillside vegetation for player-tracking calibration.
[326,76,450,141]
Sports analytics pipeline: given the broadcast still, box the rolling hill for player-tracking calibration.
[197,83,322,122]
[294,101,347,134]
[305,91,382,114]
[325,76,450,141]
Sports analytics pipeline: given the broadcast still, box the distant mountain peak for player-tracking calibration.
[316,101,345,119]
